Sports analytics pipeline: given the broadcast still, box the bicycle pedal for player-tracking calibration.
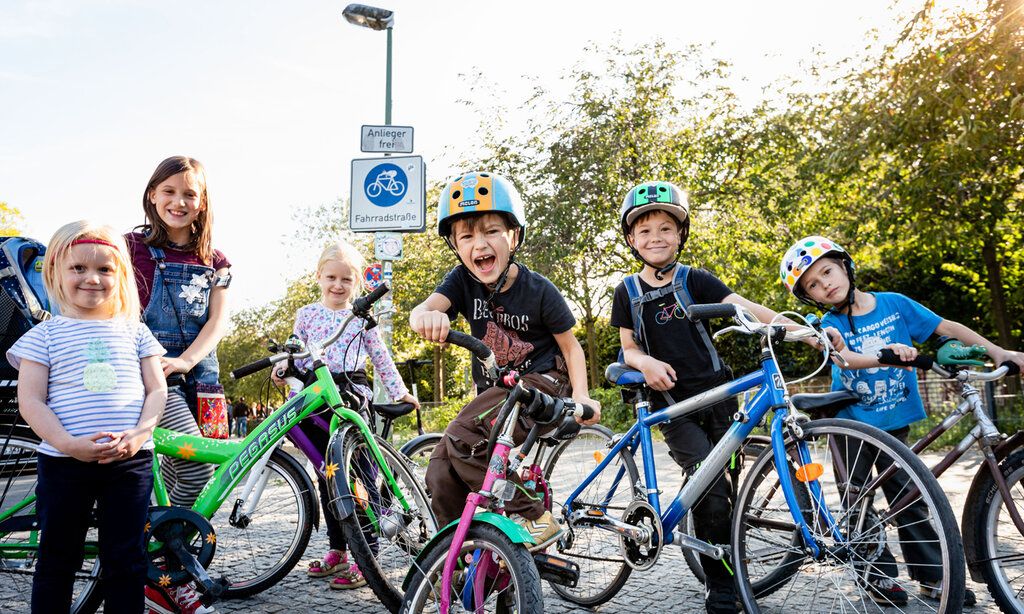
[533,552,579,588]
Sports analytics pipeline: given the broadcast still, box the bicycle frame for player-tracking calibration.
[148,363,410,523]
[563,350,842,559]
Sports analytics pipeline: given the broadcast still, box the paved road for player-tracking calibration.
[0,443,1006,613]
[214,445,1001,614]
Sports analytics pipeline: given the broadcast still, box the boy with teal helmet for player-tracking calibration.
[781,235,1024,606]
[411,171,600,550]
[611,182,845,613]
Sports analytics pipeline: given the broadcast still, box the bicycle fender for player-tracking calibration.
[994,431,1024,462]
[326,424,360,521]
[400,512,535,591]
[399,432,442,458]
[961,445,1024,582]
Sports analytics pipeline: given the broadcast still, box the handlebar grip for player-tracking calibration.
[444,330,495,363]
[1001,360,1021,377]
[686,303,737,322]
[573,403,595,421]
[877,349,934,371]
[231,357,273,380]
[352,282,390,314]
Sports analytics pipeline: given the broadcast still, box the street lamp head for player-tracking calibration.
[342,4,394,30]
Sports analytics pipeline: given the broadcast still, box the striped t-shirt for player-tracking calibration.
[7,316,165,457]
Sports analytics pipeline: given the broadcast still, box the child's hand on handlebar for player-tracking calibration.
[878,343,918,371]
[572,394,601,426]
[991,348,1024,375]
[270,360,288,387]
[411,310,451,343]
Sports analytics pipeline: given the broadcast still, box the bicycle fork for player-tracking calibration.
[229,442,279,528]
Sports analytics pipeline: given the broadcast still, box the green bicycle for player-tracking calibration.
[0,283,436,613]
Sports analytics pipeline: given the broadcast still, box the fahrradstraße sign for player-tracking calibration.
[349,155,425,233]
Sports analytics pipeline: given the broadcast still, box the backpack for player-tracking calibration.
[622,263,723,373]
[0,237,52,381]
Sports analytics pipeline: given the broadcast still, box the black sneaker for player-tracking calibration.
[705,584,740,614]
[920,580,977,607]
[865,576,909,607]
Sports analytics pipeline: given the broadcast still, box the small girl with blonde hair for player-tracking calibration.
[273,239,417,590]
[10,220,166,613]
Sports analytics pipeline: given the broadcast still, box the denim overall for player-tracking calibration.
[143,246,221,413]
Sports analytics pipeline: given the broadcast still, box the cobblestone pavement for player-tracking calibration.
[0,443,1005,613]
[212,445,1000,614]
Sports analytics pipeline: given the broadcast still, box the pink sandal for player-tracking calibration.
[329,563,367,590]
[307,549,348,578]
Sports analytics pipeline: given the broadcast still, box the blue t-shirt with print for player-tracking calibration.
[822,292,942,432]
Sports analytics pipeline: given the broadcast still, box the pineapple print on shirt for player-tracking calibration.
[83,339,118,392]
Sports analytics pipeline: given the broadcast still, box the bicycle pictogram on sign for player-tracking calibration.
[363,163,407,207]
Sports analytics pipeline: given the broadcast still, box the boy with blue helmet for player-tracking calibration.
[411,171,600,550]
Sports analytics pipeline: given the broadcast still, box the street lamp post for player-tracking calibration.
[342,3,394,124]
[343,4,397,415]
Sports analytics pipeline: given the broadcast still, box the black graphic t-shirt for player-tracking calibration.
[610,267,733,401]
[436,264,575,387]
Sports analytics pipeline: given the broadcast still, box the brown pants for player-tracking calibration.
[425,371,570,526]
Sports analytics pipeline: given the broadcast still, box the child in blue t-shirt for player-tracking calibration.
[780,235,1024,606]
[9,221,167,614]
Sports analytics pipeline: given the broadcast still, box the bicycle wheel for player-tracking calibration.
[733,419,965,613]
[400,433,442,496]
[337,428,438,613]
[400,522,543,614]
[968,448,1024,614]
[542,425,640,606]
[0,437,102,613]
[207,448,317,598]
[679,435,769,586]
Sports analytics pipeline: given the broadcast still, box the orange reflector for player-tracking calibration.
[795,463,824,483]
[593,451,605,463]
[353,479,370,509]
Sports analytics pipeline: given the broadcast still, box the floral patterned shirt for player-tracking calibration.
[292,302,409,401]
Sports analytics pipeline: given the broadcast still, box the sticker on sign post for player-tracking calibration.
[363,263,383,292]
[350,156,425,233]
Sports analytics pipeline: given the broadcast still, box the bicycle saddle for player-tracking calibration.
[605,362,646,387]
[789,390,859,418]
[374,403,415,419]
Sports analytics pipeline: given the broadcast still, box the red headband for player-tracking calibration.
[71,238,118,249]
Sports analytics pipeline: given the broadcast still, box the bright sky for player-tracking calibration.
[1,0,968,311]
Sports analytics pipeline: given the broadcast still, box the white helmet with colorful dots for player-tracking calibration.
[780,236,856,306]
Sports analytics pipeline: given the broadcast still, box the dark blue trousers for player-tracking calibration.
[32,450,153,614]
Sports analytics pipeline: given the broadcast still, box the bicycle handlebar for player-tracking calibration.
[443,330,499,380]
[687,303,738,321]
[231,283,391,380]
[877,348,1019,381]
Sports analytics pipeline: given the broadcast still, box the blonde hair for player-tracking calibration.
[317,240,366,294]
[44,221,141,319]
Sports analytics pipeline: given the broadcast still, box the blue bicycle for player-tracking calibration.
[551,303,966,613]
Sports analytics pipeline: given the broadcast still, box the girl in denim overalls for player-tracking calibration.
[125,156,230,614]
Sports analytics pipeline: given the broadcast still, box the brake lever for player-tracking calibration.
[713,325,748,340]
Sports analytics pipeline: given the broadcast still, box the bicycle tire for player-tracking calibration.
[400,432,442,496]
[336,428,437,613]
[0,437,103,614]
[680,435,769,586]
[732,419,965,613]
[400,522,544,614]
[543,424,640,607]
[969,448,1024,614]
[208,448,317,598]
